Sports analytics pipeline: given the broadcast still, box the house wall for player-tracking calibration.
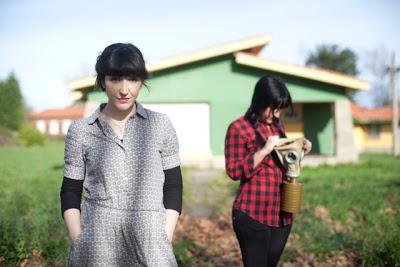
[335,99,357,161]
[353,124,392,152]
[31,118,73,137]
[87,55,349,156]
[303,103,335,155]
[284,122,304,138]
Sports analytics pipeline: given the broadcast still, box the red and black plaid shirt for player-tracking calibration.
[224,116,293,227]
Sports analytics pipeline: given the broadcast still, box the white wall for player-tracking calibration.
[48,120,59,135]
[35,120,46,134]
[62,119,72,135]
[144,103,211,157]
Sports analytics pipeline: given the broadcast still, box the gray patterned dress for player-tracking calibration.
[63,102,179,267]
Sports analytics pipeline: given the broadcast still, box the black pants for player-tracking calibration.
[232,209,292,267]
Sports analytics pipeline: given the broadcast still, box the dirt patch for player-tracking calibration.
[0,126,15,146]
[174,213,359,267]
[174,214,242,266]
[19,250,47,267]
[313,205,351,233]
[379,207,397,216]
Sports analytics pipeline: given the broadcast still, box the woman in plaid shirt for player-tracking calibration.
[224,75,312,267]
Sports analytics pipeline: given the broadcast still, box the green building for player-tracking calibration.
[68,35,369,167]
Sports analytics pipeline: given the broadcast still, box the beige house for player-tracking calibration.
[352,103,400,153]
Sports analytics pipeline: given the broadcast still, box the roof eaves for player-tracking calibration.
[234,52,370,91]
[147,34,271,73]
[353,119,392,125]
[68,34,272,91]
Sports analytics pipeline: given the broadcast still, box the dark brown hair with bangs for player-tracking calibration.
[95,43,149,90]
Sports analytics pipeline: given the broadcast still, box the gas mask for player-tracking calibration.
[274,137,305,178]
[274,137,305,213]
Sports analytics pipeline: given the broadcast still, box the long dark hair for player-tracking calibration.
[244,75,292,128]
[95,43,149,91]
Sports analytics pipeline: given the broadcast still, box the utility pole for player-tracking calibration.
[389,52,400,156]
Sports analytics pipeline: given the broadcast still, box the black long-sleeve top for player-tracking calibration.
[60,166,183,217]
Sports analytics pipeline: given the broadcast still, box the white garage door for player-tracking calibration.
[144,103,211,158]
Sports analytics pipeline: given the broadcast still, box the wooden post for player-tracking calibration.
[390,52,399,155]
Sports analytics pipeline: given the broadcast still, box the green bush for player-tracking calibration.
[17,124,45,147]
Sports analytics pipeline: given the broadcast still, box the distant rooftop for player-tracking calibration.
[28,106,84,120]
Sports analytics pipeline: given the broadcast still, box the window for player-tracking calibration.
[281,104,302,122]
[367,124,380,139]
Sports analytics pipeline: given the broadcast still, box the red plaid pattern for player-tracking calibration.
[224,116,293,227]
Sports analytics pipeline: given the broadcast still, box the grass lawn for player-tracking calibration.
[285,154,400,266]
[0,141,399,266]
[0,141,68,266]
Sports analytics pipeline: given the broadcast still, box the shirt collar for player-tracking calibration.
[86,101,148,125]
[135,101,148,119]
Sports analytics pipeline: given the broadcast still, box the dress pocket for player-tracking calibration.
[70,208,88,249]
[70,228,84,249]
[162,230,172,245]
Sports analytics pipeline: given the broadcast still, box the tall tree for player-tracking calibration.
[306,44,359,76]
[0,73,25,131]
[364,47,392,107]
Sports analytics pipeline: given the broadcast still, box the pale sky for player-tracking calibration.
[1,0,399,111]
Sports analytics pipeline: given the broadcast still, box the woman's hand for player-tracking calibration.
[63,208,82,241]
[165,209,179,243]
[254,135,280,168]
[165,228,173,243]
[261,135,280,155]
[71,230,82,241]
[303,138,312,154]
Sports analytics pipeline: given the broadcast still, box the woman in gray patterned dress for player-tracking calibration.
[60,43,182,266]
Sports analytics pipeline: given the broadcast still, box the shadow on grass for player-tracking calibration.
[386,179,400,187]
[52,164,64,170]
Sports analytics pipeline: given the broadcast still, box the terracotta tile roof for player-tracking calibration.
[28,106,84,120]
[352,103,400,122]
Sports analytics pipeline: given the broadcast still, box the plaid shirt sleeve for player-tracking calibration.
[224,122,262,180]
